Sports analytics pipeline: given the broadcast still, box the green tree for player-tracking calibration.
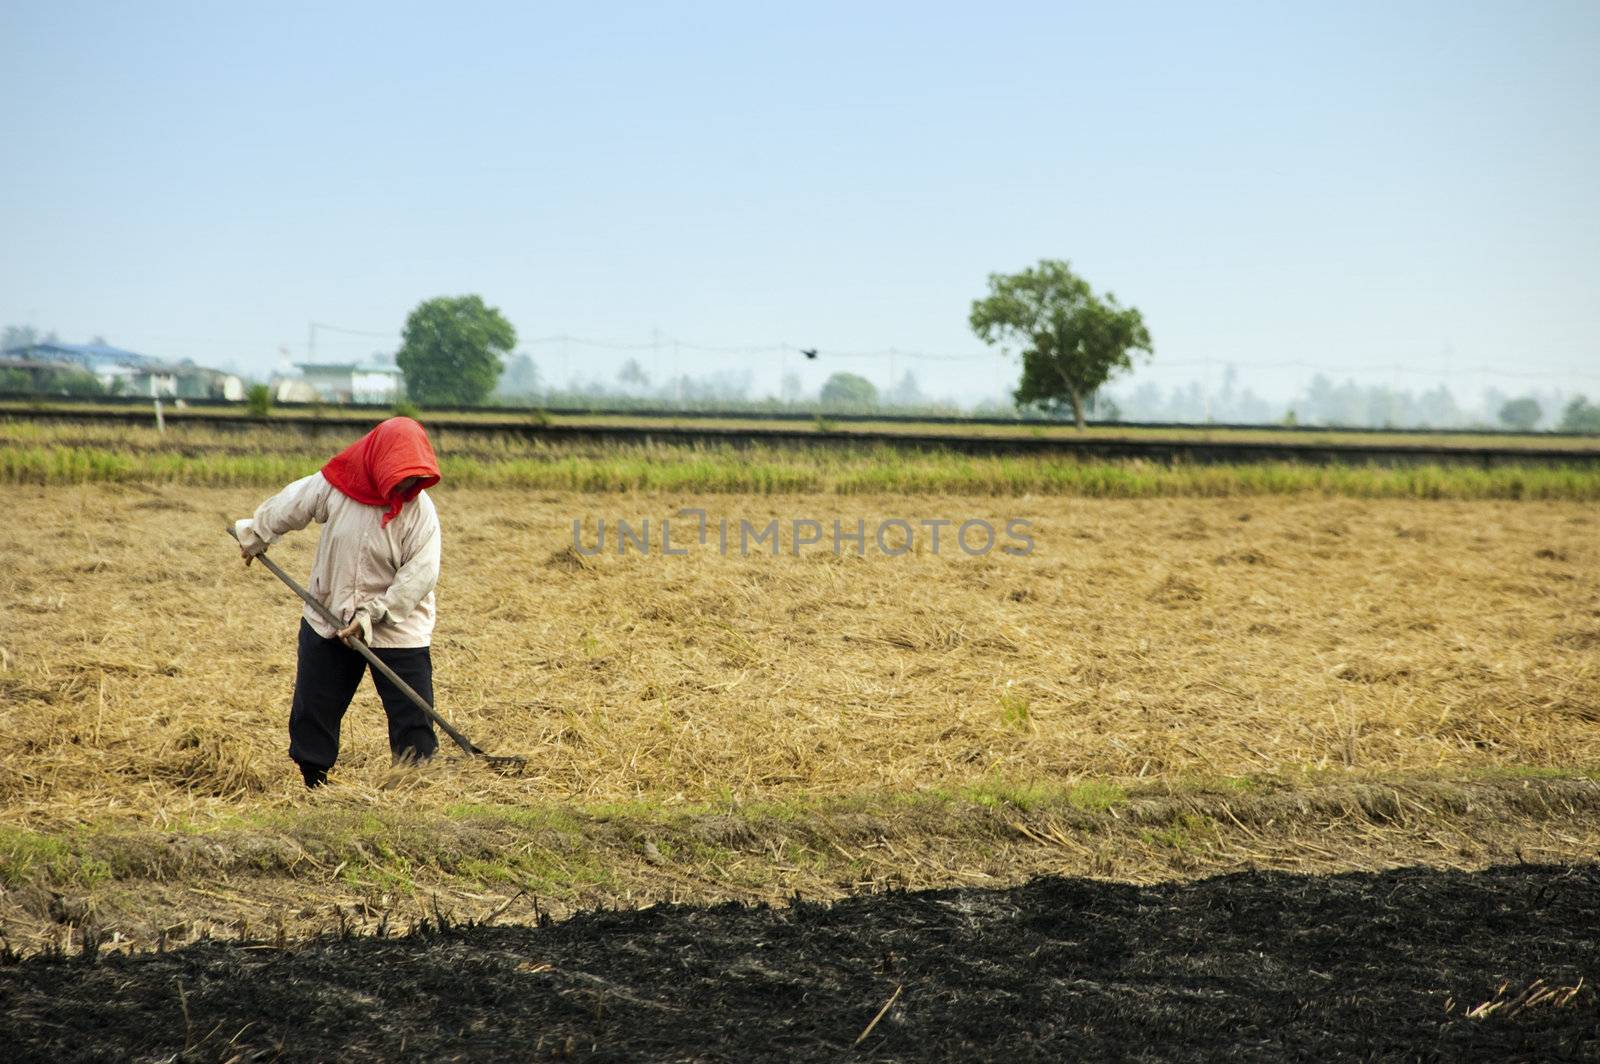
[1,325,40,352]
[970,259,1152,428]
[617,358,651,390]
[819,371,878,408]
[395,295,516,405]
[51,368,104,396]
[887,371,924,407]
[498,353,540,397]
[1559,396,1600,433]
[1497,396,1541,432]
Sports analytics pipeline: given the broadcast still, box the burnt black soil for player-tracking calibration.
[4,863,1598,1062]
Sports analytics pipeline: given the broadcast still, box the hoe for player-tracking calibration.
[227,526,527,773]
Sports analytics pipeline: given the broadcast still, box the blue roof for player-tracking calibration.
[1,341,157,369]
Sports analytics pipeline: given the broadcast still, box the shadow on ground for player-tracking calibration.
[3,863,1597,1062]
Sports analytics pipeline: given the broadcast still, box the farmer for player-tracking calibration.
[233,416,442,789]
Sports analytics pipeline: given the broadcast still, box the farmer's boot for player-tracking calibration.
[298,761,329,789]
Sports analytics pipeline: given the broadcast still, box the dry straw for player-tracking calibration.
[3,484,1596,831]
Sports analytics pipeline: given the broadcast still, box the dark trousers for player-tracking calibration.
[289,618,439,771]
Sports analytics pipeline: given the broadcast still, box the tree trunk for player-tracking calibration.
[1070,389,1086,429]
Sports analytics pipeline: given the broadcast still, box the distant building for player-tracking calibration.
[270,377,320,404]
[296,362,404,404]
[9,340,153,375]
[0,341,243,399]
[126,363,245,401]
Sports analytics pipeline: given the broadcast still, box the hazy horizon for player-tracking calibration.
[3,2,1597,411]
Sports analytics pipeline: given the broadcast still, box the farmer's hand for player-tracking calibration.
[337,610,373,645]
[234,520,265,567]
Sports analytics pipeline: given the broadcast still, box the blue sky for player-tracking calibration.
[2,1,1596,405]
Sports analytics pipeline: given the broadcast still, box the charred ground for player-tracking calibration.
[4,862,1597,1063]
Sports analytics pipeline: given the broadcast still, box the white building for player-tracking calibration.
[270,377,320,404]
[296,362,405,404]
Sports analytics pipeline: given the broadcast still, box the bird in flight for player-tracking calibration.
[801,348,818,360]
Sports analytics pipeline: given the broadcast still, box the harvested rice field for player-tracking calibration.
[3,465,1599,1059]
[3,479,1598,928]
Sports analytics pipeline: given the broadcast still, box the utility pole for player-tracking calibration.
[307,322,317,363]
[654,326,679,407]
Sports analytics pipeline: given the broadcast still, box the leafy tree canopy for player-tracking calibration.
[970,259,1151,427]
[1497,397,1541,432]
[1559,396,1600,434]
[819,372,878,408]
[1,325,39,352]
[396,295,516,406]
[888,371,924,407]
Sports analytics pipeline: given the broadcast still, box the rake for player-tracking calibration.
[226,525,527,773]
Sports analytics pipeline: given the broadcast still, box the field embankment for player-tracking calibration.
[3,419,1599,498]
[7,396,1600,451]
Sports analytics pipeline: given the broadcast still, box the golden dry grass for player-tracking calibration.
[3,484,1597,818]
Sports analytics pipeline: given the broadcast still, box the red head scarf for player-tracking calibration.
[320,417,441,526]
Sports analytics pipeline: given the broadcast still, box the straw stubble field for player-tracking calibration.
[2,476,1598,953]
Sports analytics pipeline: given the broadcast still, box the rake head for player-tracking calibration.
[478,753,530,775]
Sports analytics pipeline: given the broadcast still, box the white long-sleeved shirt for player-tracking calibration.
[235,472,441,648]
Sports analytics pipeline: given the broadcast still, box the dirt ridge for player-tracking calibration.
[5,776,1598,957]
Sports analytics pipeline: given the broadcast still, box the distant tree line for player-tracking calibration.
[1101,374,1597,432]
[10,282,1600,434]
[1560,397,1600,433]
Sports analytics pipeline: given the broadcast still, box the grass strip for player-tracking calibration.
[5,442,1600,499]
[6,771,1598,895]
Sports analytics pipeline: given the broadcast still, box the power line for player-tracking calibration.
[528,337,1600,377]
[1146,359,1600,381]
[521,333,991,363]
[61,325,1600,383]
[310,321,400,339]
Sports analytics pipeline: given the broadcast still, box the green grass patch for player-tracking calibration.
[6,768,1599,900]
[441,802,585,833]
[0,825,114,887]
[1139,813,1219,851]
[1066,780,1129,812]
[959,778,1059,812]
[999,690,1032,731]
[956,777,1129,814]
[3,439,1598,499]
